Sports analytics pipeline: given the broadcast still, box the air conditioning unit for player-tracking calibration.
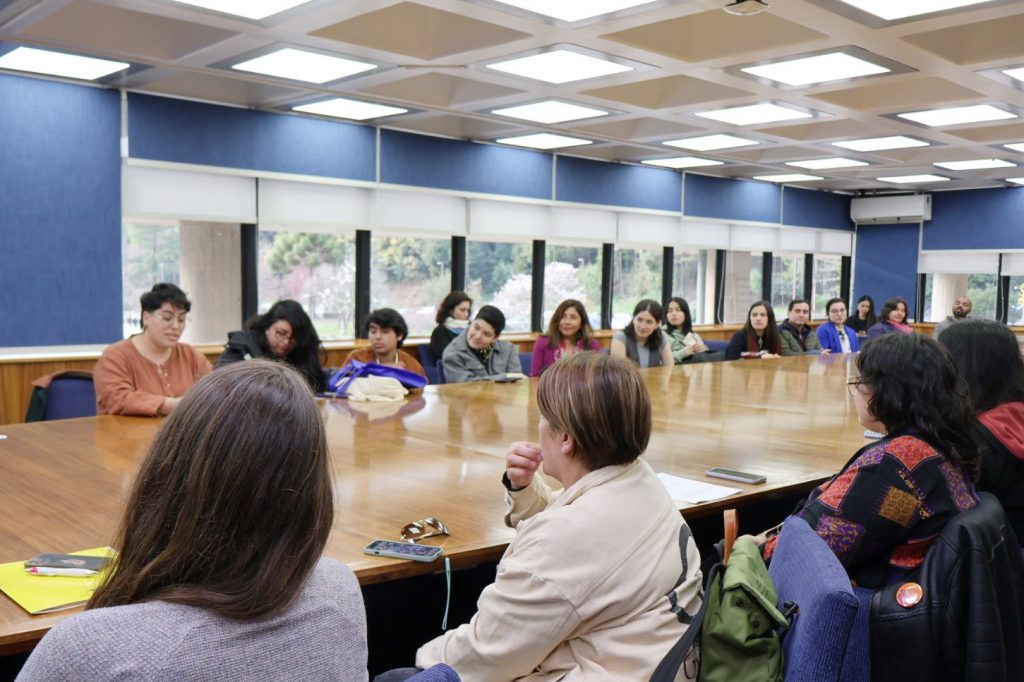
[850,194,932,224]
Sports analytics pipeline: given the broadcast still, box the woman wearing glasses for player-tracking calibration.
[94,283,211,416]
[19,361,367,681]
[217,299,327,392]
[761,334,978,588]
[816,297,860,354]
[407,353,702,681]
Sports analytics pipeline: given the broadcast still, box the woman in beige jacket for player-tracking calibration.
[413,352,702,681]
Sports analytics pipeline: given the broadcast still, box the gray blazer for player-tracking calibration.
[442,332,522,383]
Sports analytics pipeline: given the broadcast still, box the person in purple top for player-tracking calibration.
[531,299,602,377]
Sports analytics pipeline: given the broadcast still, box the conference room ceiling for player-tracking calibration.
[3,0,1024,193]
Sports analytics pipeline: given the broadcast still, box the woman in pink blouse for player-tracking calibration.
[531,299,602,377]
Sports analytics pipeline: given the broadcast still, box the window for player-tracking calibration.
[770,254,806,319]
[258,229,356,340]
[1010,276,1024,326]
[370,235,450,337]
[122,221,181,338]
[671,250,708,325]
[812,255,842,318]
[723,251,763,324]
[922,273,998,322]
[467,240,532,333]
[544,244,602,330]
[612,247,662,329]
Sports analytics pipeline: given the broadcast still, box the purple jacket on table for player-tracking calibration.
[531,336,603,377]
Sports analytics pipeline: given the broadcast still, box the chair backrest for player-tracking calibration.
[417,345,439,385]
[517,351,531,373]
[42,372,97,421]
[435,359,447,385]
[705,340,729,352]
[768,516,861,682]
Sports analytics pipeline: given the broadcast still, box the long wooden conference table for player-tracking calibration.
[0,353,867,654]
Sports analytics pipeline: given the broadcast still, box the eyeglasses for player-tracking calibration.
[401,517,450,543]
[846,378,865,397]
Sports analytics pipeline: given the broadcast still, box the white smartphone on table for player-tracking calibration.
[363,539,444,563]
[705,467,767,485]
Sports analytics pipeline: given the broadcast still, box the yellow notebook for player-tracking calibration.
[0,547,115,615]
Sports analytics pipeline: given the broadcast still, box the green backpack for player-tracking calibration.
[651,510,792,682]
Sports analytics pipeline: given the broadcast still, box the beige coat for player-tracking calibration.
[416,459,701,681]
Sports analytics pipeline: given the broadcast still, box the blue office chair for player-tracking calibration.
[417,345,439,385]
[704,340,729,353]
[768,516,863,682]
[25,371,97,421]
[518,351,532,374]
[435,359,447,384]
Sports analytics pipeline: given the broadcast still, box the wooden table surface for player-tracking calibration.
[0,353,867,652]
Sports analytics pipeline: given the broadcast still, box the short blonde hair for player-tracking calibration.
[536,352,651,470]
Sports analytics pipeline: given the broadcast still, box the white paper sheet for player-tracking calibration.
[656,472,742,504]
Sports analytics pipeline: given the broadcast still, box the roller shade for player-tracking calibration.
[123,165,256,222]
[258,179,371,231]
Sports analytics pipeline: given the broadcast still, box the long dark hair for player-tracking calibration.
[248,300,325,391]
[856,334,978,478]
[545,299,594,350]
[939,319,1024,414]
[856,295,877,327]
[89,361,333,620]
[744,300,782,355]
[435,291,472,325]
[624,299,665,350]
[879,296,908,324]
[664,297,693,335]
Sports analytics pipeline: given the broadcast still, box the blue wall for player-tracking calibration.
[924,187,1024,250]
[683,173,783,224]
[380,130,552,199]
[128,93,377,181]
[0,75,121,346]
[782,187,852,231]
[555,156,681,211]
[853,223,920,320]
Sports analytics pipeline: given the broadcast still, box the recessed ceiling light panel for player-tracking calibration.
[489,0,659,22]
[787,157,869,170]
[695,102,812,126]
[642,157,724,169]
[877,174,950,183]
[293,98,407,121]
[1003,67,1024,83]
[495,133,593,150]
[832,136,930,152]
[167,0,314,20]
[485,49,633,84]
[898,104,1017,127]
[231,48,376,84]
[491,100,609,124]
[1006,177,1024,186]
[836,0,996,21]
[663,134,761,151]
[1005,142,1024,153]
[753,173,823,182]
[0,46,129,80]
[742,52,890,87]
[934,158,1016,170]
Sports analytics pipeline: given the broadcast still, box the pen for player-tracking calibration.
[25,567,98,577]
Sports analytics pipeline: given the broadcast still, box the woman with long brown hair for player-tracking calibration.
[530,299,601,376]
[19,361,367,681]
[724,300,783,360]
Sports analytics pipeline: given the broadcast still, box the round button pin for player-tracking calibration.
[896,582,923,608]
